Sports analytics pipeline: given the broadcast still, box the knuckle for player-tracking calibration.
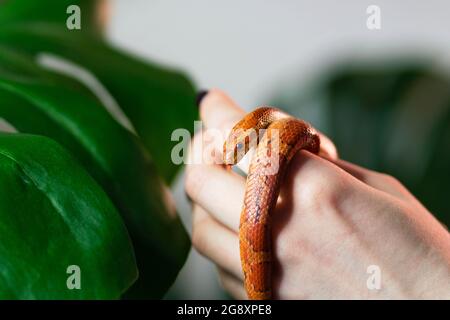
[378,172,401,185]
[311,172,352,212]
[305,170,342,204]
[324,174,349,204]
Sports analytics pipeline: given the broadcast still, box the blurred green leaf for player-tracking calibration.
[0,0,100,33]
[0,22,198,183]
[271,61,450,227]
[0,47,190,297]
[0,133,137,299]
[0,44,96,96]
[0,1,197,298]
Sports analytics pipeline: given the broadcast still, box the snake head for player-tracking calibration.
[222,106,287,166]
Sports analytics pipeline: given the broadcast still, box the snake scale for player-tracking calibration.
[223,107,320,300]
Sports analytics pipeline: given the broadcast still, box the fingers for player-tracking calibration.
[188,88,416,232]
[199,89,253,173]
[198,89,339,172]
[217,268,247,300]
[191,205,244,280]
[316,131,339,160]
[185,134,345,234]
[199,88,245,134]
[186,101,346,235]
[186,162,245,232]
[330,159,421,204]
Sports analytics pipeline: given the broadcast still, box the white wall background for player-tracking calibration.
[106,0,450,299]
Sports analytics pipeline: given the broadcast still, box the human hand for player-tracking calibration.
[185,89,450,299]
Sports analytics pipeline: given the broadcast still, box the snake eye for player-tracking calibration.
[237,142,244,150]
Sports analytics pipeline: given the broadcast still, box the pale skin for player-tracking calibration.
[185,89,450,299]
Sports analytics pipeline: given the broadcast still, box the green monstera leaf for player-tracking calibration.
[0,64,191,298]
[0,0,197,299]
[0,133,137,299]
[0,22,197,183]
[0,0,101,33]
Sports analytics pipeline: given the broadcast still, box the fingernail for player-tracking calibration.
[195,90,209,108]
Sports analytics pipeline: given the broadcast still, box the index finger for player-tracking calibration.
[199,88,245,133]
[198,89,338,171]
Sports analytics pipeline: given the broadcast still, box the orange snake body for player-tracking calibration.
[223,107,320,300]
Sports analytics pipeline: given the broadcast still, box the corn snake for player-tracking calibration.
[223,107,320,300]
